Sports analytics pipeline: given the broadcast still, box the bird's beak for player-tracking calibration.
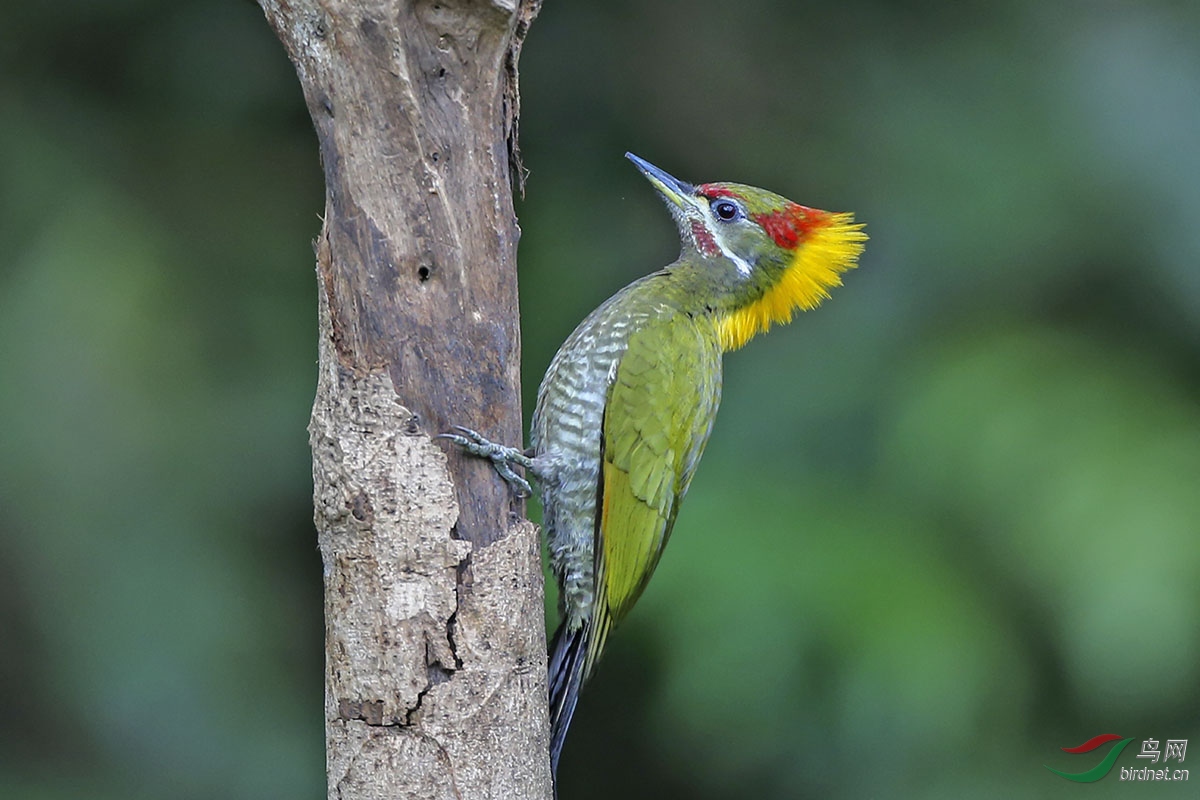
[626,153,696,212]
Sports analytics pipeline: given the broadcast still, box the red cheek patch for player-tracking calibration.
[690,220,722,257]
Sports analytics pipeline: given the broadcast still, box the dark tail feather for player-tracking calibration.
[547,621,588,780]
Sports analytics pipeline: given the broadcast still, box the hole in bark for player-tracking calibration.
[349,491,372,522]
[417,266,431,282]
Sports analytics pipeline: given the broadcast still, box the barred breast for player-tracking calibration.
[530,276,668,628]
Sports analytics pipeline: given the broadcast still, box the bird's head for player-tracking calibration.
[627,153,867,350]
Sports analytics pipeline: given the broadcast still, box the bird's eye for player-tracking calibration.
[711,199,741,222]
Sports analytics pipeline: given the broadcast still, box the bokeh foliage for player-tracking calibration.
[2,1,1197,798]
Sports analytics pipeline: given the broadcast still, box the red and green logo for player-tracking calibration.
[1045,733,1134,782]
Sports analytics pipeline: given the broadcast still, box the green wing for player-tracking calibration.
[585,314,721,675]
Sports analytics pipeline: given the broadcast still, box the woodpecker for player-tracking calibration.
[443,153,866,779]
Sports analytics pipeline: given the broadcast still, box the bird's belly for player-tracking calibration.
[531,339,619,626]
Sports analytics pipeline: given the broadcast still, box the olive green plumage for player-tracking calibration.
[443,153,866,781]
[532,272,723,774]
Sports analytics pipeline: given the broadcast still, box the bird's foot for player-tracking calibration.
[437,426,535,498]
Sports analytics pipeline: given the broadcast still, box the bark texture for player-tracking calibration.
[257,1,549,797]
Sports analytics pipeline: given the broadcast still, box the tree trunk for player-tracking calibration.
[256,1,550,798]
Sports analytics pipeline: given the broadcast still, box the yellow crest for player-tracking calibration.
[716,212,866,351]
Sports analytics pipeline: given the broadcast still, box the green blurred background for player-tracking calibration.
[2,1,1198,797]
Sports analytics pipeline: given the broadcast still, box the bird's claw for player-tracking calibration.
[437,426,534,498]
[493,462,533,499]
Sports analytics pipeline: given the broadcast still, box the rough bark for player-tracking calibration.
[256,1,549,798]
